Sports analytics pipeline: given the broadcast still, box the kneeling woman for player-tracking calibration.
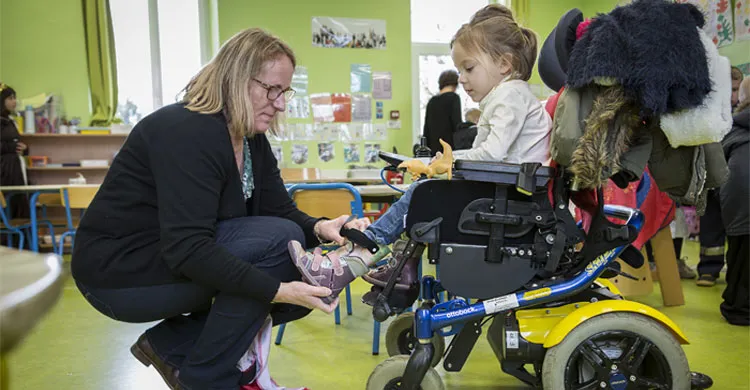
[72,28,366,390]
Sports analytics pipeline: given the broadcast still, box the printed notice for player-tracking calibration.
[373,71,392,100]
[482,294,519,314]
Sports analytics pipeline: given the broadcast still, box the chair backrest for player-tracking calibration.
[281,168,321,183]
[60,186,99,209]
[287,183,364,219]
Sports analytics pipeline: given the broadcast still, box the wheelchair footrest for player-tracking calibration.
[443,319,482,372]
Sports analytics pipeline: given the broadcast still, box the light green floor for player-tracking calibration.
[5,241,750,389]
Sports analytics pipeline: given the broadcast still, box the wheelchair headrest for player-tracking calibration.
[538,8,584,92]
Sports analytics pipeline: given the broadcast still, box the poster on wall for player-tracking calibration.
[291,144,309,165]
[364,143,381,163]
[373,72,392,99]
[351,94,373,122]
[271,145,283,165]
[318,142,335,162]
[342,123,366,142]
[287,96,310,119]
[332,93,352,122]
[365,123,387,141]
[312,17,386,49]
[675,0,733,46]
[737,62,750,76]
[344,144,361,163]
[310,93,334,122]
[351,64,373,92]
[736,0,750,41]
[292,66,309,95]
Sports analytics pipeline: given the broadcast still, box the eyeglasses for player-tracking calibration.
[253,78,295,102]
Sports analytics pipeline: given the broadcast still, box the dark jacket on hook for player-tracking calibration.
[566,0,711,116]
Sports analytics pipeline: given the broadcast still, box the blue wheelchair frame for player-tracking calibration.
[400,205,644,389]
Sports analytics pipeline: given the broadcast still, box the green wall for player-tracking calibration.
[0,0,90,123]
[217,0,412,169]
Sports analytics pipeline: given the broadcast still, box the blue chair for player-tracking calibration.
[1,191,56,252]
[274,183,383,354]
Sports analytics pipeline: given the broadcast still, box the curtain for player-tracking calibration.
[82,0,118,126]
[511,0,531,27]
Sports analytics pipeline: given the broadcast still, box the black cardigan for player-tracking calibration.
[71,104,319,304]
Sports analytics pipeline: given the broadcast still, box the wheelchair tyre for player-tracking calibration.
[367,355,444,390]
[386,312,445,368]
[542,312,690,390]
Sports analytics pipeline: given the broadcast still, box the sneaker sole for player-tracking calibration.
[696,281,716,287]
[288,241,335,304]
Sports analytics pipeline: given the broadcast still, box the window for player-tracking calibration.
[410,0,495,44]
[110,0,205,124]
[410,0,498,144]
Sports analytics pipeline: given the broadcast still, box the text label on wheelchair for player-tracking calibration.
[585,249,617,276]
[482,294,520,314]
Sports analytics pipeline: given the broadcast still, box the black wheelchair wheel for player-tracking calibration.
[542,312,690,389]
[386,312,445,368]
[367,355,444,390]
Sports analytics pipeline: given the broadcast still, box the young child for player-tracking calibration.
[454,108,481,150]
[289,4,553,303]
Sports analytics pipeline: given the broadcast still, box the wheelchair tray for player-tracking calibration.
[454,160,553,189]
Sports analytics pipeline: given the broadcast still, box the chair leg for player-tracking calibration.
[345,284,353,315]
[274,323,286,345]
[334,303,341,325]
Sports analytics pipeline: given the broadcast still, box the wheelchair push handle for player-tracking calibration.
[602,204,638,222]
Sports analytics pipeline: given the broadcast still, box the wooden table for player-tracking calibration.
[354,184,409,203]
[0,248,64,354]
[1,184,99,252]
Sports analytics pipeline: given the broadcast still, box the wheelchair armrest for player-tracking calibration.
[454,160,554,190]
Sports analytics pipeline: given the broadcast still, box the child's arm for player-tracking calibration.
[452,97,526,162]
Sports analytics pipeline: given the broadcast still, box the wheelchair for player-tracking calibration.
[363,157,712,390]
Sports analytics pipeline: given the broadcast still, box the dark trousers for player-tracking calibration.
[698,190,726,277]
[721,235,749,326]
[75,216,311,390]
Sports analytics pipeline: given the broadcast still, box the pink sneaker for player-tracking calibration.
[288,241,369,304]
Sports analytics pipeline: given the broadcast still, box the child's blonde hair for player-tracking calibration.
[451,4,538,81]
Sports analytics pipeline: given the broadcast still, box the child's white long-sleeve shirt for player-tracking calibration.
[452,79,552,164]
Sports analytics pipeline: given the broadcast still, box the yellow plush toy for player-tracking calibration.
[398,139,453,180]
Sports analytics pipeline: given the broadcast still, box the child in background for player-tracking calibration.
[454,108,481,150]
[289,4,553,302]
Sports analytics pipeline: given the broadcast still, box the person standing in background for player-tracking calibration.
[423,70,462,155]
[695,67,744,287]
[0,82,29,220]
[718,76,749,325]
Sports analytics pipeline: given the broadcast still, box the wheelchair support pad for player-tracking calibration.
[439,244,538,299]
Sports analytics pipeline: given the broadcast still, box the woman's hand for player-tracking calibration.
[273,281,339,313]
[16,142,27,154]
[314,215,371,245]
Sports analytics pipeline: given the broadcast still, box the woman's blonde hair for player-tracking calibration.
[182,28,296,140]
[451,4,538,81]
